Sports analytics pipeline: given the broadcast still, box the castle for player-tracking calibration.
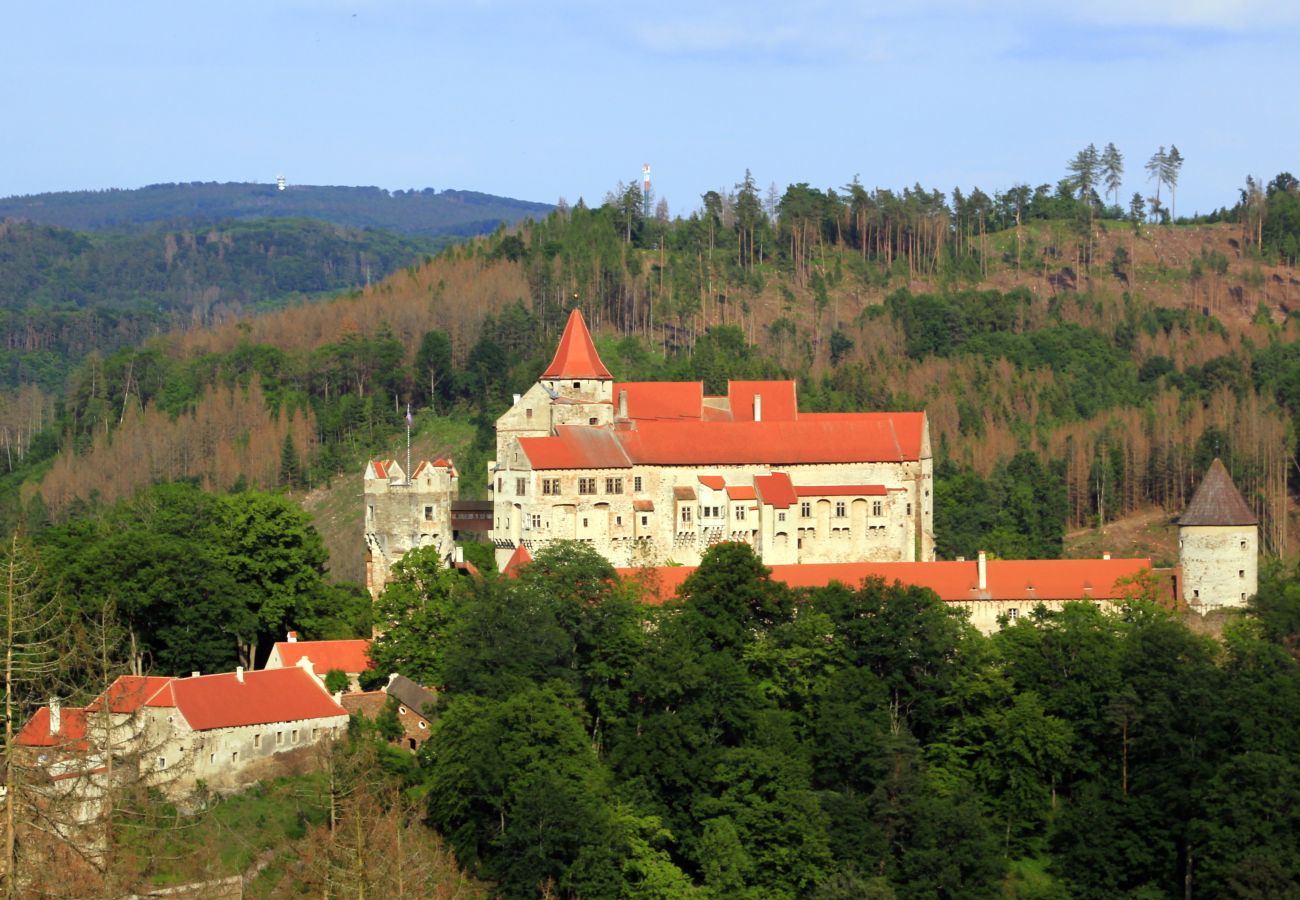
[488,309,935,570]
[362,311,1259,621]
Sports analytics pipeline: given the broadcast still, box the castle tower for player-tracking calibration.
[1178,458,1258,611]
[364,458,458,599]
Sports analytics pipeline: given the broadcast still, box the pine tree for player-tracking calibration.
[279,431,302,490]
[1101,143,1125,208]
[1145,147,1168,214]
[1163,145,1184,222]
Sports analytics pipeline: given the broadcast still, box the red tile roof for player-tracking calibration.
[272,640,373,674]
[502,543,533,577]
[633,499,656,512]
[156,667,346,731]
[698,475,726,490]
[615,382,703,420]
[726,486,756,500]
[795,485,888,497]
[617,557,1152,607]
[87,676,174,714]
[519,414,927,470]
[370,460,390,480]
[16,706,90,749]
[542,309,612,380]
[754,472,797,508]
[727,381,798,422]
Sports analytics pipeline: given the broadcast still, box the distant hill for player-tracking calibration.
[0,182,554,237]
[0,216,450,391]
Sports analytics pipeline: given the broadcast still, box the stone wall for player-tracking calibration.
[1179,524,1257,610]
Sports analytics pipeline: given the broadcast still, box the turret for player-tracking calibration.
[1178,458,1258,611]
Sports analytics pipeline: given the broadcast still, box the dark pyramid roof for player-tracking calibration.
[1180,458,1258,526]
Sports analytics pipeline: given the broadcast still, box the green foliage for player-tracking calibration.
[37,481,358,673]
[935,453,1069,560]
[368,546,464,686]
[323,668,350,694]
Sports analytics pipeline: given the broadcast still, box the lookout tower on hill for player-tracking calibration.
[1179,458,1258,611]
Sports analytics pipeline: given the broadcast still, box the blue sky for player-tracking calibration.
[6,1,1297,217]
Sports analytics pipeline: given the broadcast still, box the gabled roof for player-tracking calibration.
[502,543,533,577]
[727,381,798,422]
[151,667,346,731]
[618,557,1153,606]
[542,309,612,380]
[519,414,927,470]
[16,706,90,749]
[698,475,726,490]
[753,472,797,508]
[615,381,703,420]
[272,639,373,674]
[386,675,438,719]
[1180,458,1258,526]
[87,676,174,715]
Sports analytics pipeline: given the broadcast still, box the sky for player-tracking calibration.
[6,0,1298,218]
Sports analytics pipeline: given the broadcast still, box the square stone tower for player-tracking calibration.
[1178,458,1258,611]
[364,458,458,598]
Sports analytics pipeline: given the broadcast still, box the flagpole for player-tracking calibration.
[406,403,412,485]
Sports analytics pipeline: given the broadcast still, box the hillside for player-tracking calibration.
[7,177,1300,573]
[0,216,452,391]
[0,182,553,237]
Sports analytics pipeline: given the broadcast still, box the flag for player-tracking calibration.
[406,405,413,428]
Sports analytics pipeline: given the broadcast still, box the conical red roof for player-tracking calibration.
[1180,458,1258,526]
[542,309,611,379]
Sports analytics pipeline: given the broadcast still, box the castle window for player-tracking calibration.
[497,478,503,493]
[907,503,912,515]
[641,516,648,526]
[156,756,166,771]
[312,728,319,740]
[1240,540,1247,549]
[634,476,643,492]
[589,417,598,425]
[573,382,581,389]
[367,504,375,520]
[579,478,597,495]
[605,477,623,494]
[582,517,589,528]
[254,734,262,749]
[424,505,433,521]
[835,502,847,518]
[616,515,623,526]
[736,506,746,521]
[516,478,527,495]
[872,500,882,516]
[778,512,786,522]
[1193,589,1200,599]
[1239,570,1245,579]
[1008,608,1019,621]
[292,729,299,743]
[231,751,239,763]
[800,502,811,518]
[543,478,560,495]
[276,731,284,746]
[526,408,533,419]
[680,507,693,524]
[531,514,541,529]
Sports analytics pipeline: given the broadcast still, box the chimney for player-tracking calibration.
[618,389,628,420]
[49,698,61,736]
[455,546,464,564]
[1103,551,1111,560]
[191,671,200,678]
[297,656,316,679]
[387,672,399,687]
[236,665,245,683]
[287,631,298,643]
[977,550,987,592]
[333,690,343,705]
[753,393,762,422]
[512,393,521,405]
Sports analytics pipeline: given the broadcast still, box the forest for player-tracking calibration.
[4,157,1300,893]
[0,182,553,237]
